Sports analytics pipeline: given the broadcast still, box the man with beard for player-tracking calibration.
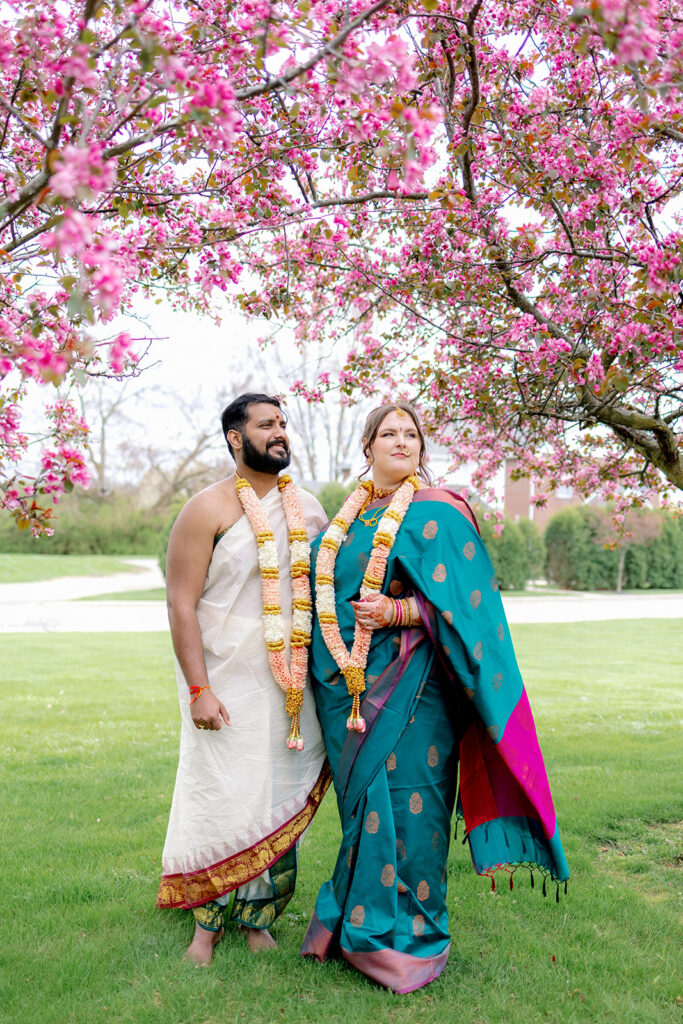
[156,394,328,963]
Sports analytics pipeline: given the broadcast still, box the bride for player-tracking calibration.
[301,401,568,993]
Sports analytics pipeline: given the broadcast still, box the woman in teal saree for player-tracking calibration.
[301,403,568,993]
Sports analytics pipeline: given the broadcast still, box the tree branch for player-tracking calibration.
[0,94,49,148]
[236,0,392,101]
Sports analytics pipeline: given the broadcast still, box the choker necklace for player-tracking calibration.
[358,483,399,527]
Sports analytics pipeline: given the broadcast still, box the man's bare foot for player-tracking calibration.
[239,925,277,952]
[183,924,224,966]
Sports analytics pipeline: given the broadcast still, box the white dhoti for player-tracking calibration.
[156,486,329,911]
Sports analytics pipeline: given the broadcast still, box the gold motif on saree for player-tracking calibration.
[380,864,395,887]
[422,520,438,539]
[350,905,365,926]
[365,811,380,834]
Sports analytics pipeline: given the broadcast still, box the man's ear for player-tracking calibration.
[227,429,243,452]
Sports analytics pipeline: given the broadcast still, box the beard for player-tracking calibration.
[241,432,291,474]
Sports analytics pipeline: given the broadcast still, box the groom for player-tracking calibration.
[155,393,328,963]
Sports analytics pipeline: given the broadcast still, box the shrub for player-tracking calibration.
[315,480,356,521]
[516,518,546,579]
[545,507,618,589]
[545,506,683,590]
[0,493,167,555]
[478,517,530,590]
[643,516,683,588]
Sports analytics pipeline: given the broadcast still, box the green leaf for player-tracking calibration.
[67,292,83,318]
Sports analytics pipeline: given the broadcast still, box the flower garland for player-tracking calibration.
[235,473,312,751]
[315,475,419,732]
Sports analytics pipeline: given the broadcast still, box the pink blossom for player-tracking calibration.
[108,332,135,374]
[49,145,116,201]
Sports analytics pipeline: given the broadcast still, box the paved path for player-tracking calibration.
[0,558,168,633]
[0,559,681,631]
[504,590,683,624]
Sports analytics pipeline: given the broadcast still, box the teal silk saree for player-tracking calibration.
[301,489,569,993]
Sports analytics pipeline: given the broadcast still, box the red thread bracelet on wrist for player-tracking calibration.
[189,685,210,704]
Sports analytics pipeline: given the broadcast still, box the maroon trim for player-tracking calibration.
[300,909,335,962]
[341,943,450,994]
[156,762,330,909]
[413,487,480,533]
[301,913,451,993]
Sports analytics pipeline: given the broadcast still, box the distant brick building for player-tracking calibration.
[504,459,586,533]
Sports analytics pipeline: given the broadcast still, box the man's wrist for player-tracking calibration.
[189,685,211,705]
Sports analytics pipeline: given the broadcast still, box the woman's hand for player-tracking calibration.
[350,593,394,630]
[191,689,231,731]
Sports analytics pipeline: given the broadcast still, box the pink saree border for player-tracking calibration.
[301,910,450,994]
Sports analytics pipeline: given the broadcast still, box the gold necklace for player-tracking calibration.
[357,484,397,527]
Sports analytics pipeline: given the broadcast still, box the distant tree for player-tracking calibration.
[315,481,356,521]
[253,338,369,484]
[595,508,663,593]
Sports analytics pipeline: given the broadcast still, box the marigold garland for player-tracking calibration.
[235,473,312,750]
[315,474,419,732]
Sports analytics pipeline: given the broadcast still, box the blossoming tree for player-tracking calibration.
[240,0,683,510]
[1,0,427,532]
[1,0,682,535]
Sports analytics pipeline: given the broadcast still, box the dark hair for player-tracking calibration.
[361,401,433,483]
[220,392,282,457]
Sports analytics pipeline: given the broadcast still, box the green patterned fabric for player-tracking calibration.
[231,846,298,929]
[301,488,567,993]
[193,846,298,932]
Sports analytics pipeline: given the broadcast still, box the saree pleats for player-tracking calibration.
[301,631,459,991]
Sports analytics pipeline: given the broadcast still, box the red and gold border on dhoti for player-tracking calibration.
[155,761,331,910]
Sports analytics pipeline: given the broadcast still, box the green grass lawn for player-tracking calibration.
[1,621,681,1024]
[0,553,143,583]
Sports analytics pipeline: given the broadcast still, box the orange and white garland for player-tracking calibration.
[235,473,312,751]
[315,474,419,732]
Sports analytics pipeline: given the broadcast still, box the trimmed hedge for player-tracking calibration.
[545,506,683,590]
[478,517,538,591]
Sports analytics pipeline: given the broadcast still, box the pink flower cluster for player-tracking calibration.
[364,35,418,91]
[0,403,27,462]
[49,145,116,201]
[40,445,90,497]
[16,335,70,384]
[186,77,242,148]
[43,211,132,319]
[107,332,137,374]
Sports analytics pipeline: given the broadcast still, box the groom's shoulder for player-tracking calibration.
[176,476,241,535]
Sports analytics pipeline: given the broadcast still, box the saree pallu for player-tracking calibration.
[301,489,569,993]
